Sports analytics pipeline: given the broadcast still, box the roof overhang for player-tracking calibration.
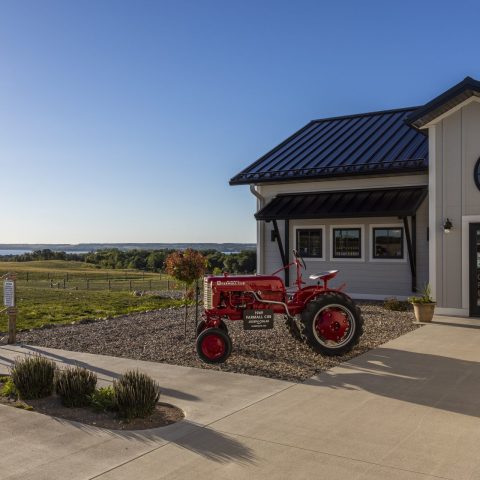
[230,162,427,186]
[255,186,428,221]
[407,76,480,129]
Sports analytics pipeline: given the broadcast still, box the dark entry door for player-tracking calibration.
[469,223,480,316]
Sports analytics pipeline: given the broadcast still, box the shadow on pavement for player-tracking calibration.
[305,347,480,417]
[0,355,14,369]
[50,417,256,465]
[3,345,201,402]
[20,345,121,380]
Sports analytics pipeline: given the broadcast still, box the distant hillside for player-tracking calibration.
[0,243,256,253]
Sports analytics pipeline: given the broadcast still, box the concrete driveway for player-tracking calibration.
[1,315,479,479]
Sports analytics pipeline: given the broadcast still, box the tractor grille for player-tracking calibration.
[203,278,213,310]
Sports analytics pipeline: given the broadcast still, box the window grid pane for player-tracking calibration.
[296,229,323,258]
[333,228,361,258]
[373,227,404,259]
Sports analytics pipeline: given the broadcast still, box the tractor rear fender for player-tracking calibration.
[311,289,353,304]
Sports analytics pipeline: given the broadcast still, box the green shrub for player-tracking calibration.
[13,401,33,411]
[383,297,410,312]
[11,356,56,400]
[0,377,17,398]
[113,370,160,419]
[55,366,97,407]
[408,283,436,304]
[89,386,117,412]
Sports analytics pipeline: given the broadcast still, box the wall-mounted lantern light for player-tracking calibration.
[443,218,453,234]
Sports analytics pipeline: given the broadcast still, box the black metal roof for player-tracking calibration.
[230,108,428,186]
[407,76,480,129]
[255,186,428,221]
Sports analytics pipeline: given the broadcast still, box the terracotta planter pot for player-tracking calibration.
[412,303,436,323]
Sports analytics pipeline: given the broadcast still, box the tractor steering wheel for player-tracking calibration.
[293,249,307,270]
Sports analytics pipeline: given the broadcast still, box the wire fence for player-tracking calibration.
[0,271,185,293]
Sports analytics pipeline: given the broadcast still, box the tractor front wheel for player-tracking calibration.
[196,319,228,337]
[196,327,232,364]
[300,293,363,356]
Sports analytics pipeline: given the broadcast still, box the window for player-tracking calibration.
[296,229,323,258]
[373,227,404,259]
[474,157,480,191]
[333,228,361,258]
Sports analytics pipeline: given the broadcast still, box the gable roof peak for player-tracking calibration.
[408,76,480,129]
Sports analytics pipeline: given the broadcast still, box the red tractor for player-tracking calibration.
[196,250,363,364]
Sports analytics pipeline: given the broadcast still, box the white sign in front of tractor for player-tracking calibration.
[3,280,15,307]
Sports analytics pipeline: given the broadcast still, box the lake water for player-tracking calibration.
[0,249,91,256]
[0,249,32,256]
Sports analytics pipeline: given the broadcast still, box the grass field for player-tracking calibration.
[0,260,185,332]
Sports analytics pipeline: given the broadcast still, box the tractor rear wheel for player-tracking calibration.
[196,327,232,364]
[196,320,228,337]
[300,293,363,356]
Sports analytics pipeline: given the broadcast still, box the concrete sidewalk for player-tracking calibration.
[1,315,480,479]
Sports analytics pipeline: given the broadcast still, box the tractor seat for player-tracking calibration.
[309,270,338,282]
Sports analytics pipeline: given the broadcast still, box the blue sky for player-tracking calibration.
[1,0,480,244]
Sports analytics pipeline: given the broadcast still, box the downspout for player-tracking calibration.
[250,184,265,274]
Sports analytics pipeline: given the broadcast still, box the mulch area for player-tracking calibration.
[0,392,184,430]
[17,301,419,382]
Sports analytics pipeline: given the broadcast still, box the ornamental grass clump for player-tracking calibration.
[55,366,97,407]
[113,370,160,419]
[11,355,56,400]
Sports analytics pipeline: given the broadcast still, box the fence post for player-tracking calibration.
[108,279,111,291]
[50,279,53,288]
[86,279,89,290]
[7,307,16,344]
[63,279,66,289]
[129,280,132,291]
[149,279,152,290]
[26,272,29,282]
[167,279,170,290]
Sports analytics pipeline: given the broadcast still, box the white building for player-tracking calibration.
[230,77,480,317]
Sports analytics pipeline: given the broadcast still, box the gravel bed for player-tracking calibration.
[18,302,419,382]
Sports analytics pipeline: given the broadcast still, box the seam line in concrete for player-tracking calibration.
[87,441,173,480]
[4,437,116,480]
[211,429,453,480]
[86,383,298,479]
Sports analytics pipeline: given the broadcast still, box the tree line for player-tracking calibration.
[1,248,257,274]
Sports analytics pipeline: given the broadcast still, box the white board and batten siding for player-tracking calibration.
[256,174,429,300]
[427,99,480,315]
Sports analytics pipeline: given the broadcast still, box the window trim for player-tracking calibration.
[293,225,325,261]
[369,224,406,263]
[329,225,365,262]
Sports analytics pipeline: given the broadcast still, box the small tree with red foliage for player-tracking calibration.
[165,249,207,336]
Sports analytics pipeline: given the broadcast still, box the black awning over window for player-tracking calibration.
[255,186,428,221]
